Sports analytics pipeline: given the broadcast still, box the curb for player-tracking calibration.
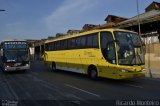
[145,68,160,78]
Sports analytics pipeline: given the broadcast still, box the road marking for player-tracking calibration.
[3,76,19,100]
[65,84,100,98]
[142,77,160,82]
[125,84,143,88]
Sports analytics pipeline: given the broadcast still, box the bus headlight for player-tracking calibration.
[142,68,146,71]
[6,65,10,67]
[119,69,129,73]
[141,66,146,71]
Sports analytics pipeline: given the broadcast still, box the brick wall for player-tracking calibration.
[145,44,160,56]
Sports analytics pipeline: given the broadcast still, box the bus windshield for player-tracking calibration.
[114,31,145,65]
[4,50,29,62]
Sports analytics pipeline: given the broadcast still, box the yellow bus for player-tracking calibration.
[44,28,145,79]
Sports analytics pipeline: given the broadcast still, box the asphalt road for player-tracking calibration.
[0,61,160,106]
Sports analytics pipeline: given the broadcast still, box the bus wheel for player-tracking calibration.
[51,62,56,71]
[89,67,97,80]
[23,70,27,72]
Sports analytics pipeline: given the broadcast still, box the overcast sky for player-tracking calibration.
[0,0,160,41]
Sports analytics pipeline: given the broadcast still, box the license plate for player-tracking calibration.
[133,74,138,78]
[16,68,20,70]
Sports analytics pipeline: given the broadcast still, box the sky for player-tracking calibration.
[0,0,160,41]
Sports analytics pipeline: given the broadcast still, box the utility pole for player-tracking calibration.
[136,0,141,36]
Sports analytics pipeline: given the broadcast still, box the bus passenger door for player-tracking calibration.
[100,32,117,78]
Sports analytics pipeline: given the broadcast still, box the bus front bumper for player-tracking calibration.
[117,71,145,79]
[4,65,30,71]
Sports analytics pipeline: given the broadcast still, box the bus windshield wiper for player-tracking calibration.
[136,52,142,64]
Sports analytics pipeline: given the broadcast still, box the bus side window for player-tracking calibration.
[75,37,81,49]
[86,35,92,48]
[54,42,57,50]
[68,39,72,49]
[92,33,98,48]
[86,33,98,48]
[71,38,76,49]
[57,41,60,50]
[100,32,116,64]
[51,42,55,51]
[48,42,52,51]
[60,40,64,50]
[64,40,68,50]
[80,36,86,48]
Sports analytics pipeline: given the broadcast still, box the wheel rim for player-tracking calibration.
[50,63,56,71]
[52,65,56,71]
[91,69,97,78]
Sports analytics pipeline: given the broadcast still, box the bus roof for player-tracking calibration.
[45,28,137,43]
[2,39,27,42]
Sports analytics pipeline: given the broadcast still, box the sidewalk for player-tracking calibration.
[145,68,160,78]
[145,53,160,78]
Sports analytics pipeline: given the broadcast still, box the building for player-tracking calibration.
[82,24,99,32]
[56,33,65,37]
[145,1,160,12]
[99,15,128,29]
[67,30,81,35]
[117,1,160,44]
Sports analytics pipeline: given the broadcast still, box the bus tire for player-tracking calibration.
[88,66,97,80]
[23,69,29,72]
[51,62,56,71]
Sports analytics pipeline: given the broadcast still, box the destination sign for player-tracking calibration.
[4,41,28,49]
